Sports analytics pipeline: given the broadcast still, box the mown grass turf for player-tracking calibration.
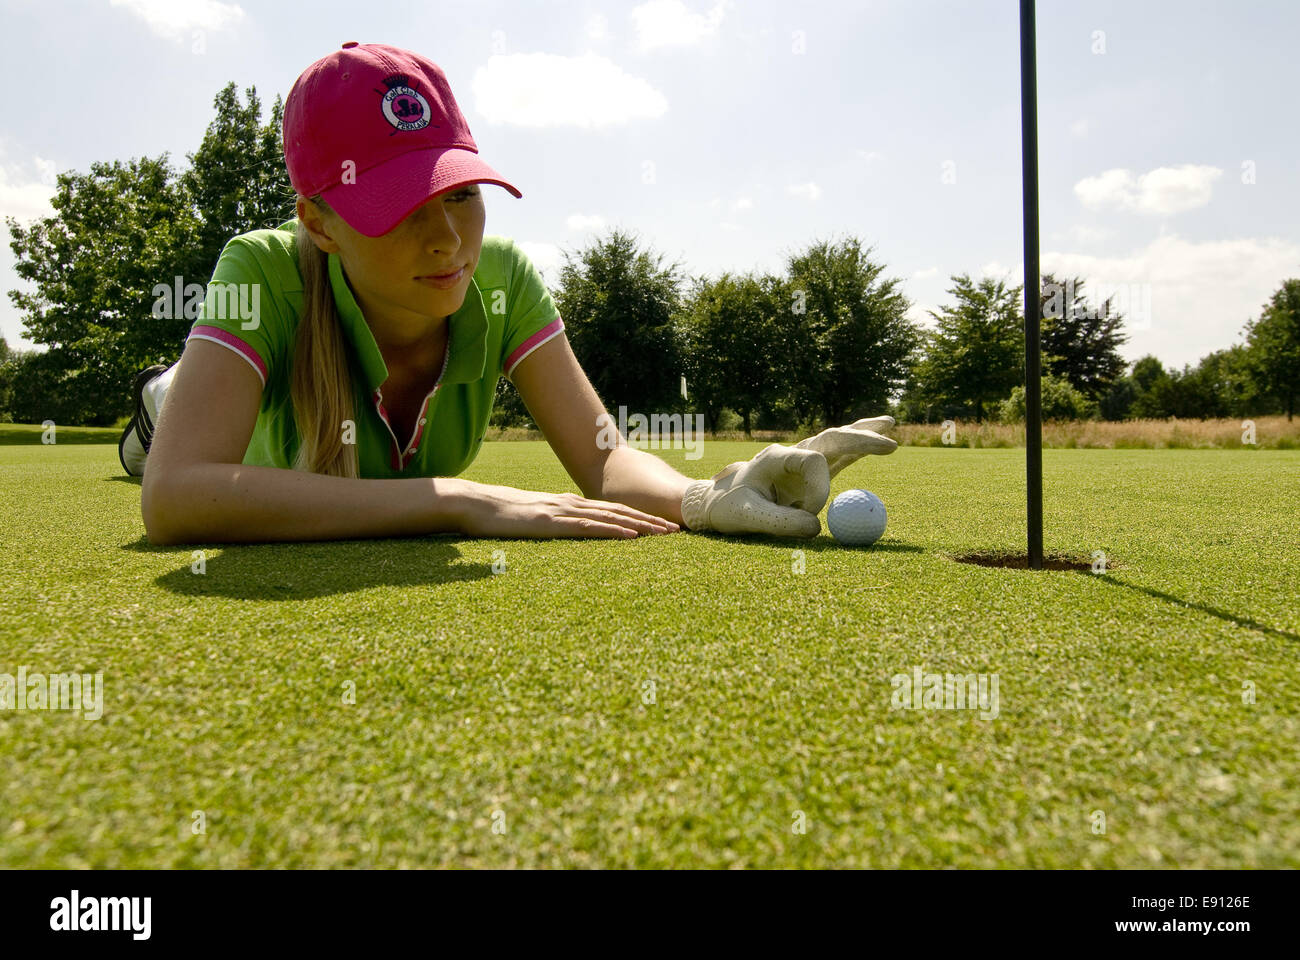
[0,423,124,445]
[1,441,1296,867]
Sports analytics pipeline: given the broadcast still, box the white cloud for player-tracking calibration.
[586,14,611,41]
[732,196,752,212]
[1074,169,1133,210]
[1042,233,1300,365]
[631,0,731,52]
[33,156,59,186]
[907,304,939,329]
[857,149,883,164]
[1064,224,1112,246]
[108,0,244,40]
[719,222,741,232]
[1069,119,1088,138]
[0,155,58,224]
[911,267,939,280]
[516,241,563,283]
[472,53,668,127]
[1074,164,1222,215]
[566,213,607,232]
[913,235,1298,365]
[787,182,821,202]
[1138,165,1223,214]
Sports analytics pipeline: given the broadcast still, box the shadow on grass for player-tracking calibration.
[1092,574,1298,643]
[121,535,493,600]
[106,476,142,485]
[685,531,923,553]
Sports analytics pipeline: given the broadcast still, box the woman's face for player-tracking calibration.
[298,184,486,330]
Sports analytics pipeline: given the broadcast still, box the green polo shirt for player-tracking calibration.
[186,219,564,477]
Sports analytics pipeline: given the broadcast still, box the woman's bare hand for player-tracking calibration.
[458,484,680,539]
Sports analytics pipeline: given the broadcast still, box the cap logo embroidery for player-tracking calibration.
[379,73,433,132]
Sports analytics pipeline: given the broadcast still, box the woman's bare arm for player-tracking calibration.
[141,339,673,545]
[506,333,693,526]
[139,339,469,544]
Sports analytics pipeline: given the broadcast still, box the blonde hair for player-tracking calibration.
[290,195,360,478]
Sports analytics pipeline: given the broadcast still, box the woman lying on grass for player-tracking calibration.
[125,42,898,546]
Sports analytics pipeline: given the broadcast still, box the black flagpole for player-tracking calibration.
[1020,0,1044,569]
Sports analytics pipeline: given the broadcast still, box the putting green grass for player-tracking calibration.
[1,440,1297,868]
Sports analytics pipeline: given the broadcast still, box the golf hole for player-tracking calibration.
[949,550,1119,572]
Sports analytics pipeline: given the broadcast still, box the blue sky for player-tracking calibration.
[1,0,1296,369]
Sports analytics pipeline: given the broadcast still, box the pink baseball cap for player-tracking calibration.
[283,42,522,237]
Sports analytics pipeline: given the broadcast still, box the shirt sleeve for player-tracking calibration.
[185,235,288,389]
[501,239,565,382]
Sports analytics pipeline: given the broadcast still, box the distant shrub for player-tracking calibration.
[999,375,1098,423]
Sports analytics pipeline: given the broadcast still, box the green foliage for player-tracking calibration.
[0,338,11,422]
[489,376,530,428]
[780,237,919,428]
[1098,375,1137,420]
[180,83,293,283]
[6,155,196,425]
[1129,355,1163,393]
[677,270,787,434]
[552,228,686,418]
[1038,273,1128,399]
[910,273,1024,422]
[3,83,290,426]
[999,373,1097,422]
[1243,278,1300,419]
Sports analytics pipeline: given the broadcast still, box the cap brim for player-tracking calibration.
[321,147,522,237]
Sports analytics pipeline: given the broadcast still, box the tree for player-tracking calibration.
[1098,373,1138,420]
[0,338,15,422]
[553,228,686,418]
[677,271,787,435]
[912,274,1024,422]
[4,81,291,426]
[1038,273,1128,399]
[7,155,197,425]
[1000,373,1096,422]
[490,376,531,429]
[1243,278,1300,420]
[180,83,292,286]
[1139,364,1211,418]
[1130,355,1166,394]
[780,237,918,428]
[1188,346,1257,418]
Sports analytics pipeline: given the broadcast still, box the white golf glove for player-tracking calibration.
[793,415,898,474]
[680,416,898,537]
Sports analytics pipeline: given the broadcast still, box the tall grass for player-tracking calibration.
[895,416,1297,449]
[486,416,1298,449]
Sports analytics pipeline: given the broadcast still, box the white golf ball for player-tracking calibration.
[827,489,887,546]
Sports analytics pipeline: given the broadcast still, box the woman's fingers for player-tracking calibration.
[552,516,649,538]
[560,495,680,536]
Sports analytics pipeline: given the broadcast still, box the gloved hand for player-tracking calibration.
[680,443,830,536]
[793,416,898,475]
[680,416,899,537]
